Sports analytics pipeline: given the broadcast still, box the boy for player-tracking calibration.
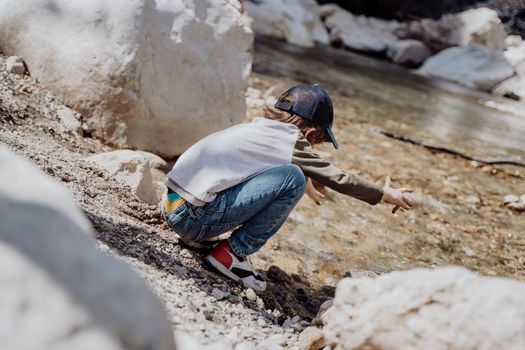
[162,84,412,291]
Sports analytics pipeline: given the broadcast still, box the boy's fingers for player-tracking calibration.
[384,176,391,188]
[400,188,413,193]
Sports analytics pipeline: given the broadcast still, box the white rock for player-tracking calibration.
[256,296,265,309]
[0,0,253,157]
[503,194,520,204]
[397,8,506,52]
[387,39,431,66]
[322,267,525,349]
[135,151,167,169]
[85,150,158,205]
[0,146,175,350]
[508,202,525,212]
[504,41,525,74]
[506,35,523,49]
[457,7,506,51]
[5,55,26,75]
[298,326,325,350]
[245,0,329,47]
[324,7,400,54]
[419,44,514,91]
[245,288,257,302]
[56,107,82,134]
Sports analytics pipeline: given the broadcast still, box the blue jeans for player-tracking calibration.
[163,164,306,256]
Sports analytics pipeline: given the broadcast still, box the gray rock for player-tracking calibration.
[0,146,175,350]
[387,39,431,66]
[212,288,227,300]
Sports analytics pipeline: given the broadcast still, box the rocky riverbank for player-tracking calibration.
[245,0,525,100]
[2,1,525,349]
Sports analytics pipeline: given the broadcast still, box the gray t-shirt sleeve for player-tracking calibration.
[291,133,384,205]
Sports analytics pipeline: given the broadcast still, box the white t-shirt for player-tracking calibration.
[167,117,299,205]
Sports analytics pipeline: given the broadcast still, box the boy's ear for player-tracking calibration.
[304,127,317,141]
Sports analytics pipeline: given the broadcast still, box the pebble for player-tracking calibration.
[465,195,481,206]
[508,202,525,212]
[256,297,265,309]
[282,318,293,329]
[211,288,227,300]
[5,56,26,75]
[298,326,325,350]
[503,194,519,204]
[180,249,192,259]
[245,288,257,302]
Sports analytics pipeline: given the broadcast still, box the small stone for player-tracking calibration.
[463,247,476,257]
[521,195,525,203]
[5,56,26,75]
[245,288,257,302]
[256,297,265,309]
[313,299,333,326]
[298,327,325,350]
[282,318,293,329]
[291,315,301,323]
[211,288,226,300]
[180,249,192,259]
[503,195,520,205]
[508,202,525,212]
[465,195,481,206]
[57,107,82,133]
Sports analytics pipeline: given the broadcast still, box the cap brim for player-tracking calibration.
[326,125,339,149]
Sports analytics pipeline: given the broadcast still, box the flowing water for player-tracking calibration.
[253,37,525,162]
[251,37,525,285]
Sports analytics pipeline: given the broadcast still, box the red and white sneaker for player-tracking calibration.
[205,240,267,292]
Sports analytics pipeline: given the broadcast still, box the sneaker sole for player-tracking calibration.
[205,255,242,283]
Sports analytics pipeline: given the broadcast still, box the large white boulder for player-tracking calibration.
[319,267,525,350]
[0,0,253,157]
[397,7,507,52]
[0,146,175,350]
[419,44,514,91]
[322,5,429,66]
[85,150,160,205]
[245,0,330,47]
[323,6,401,54]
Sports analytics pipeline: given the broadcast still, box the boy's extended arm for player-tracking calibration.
[292,133,383,205]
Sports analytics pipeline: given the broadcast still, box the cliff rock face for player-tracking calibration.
[318,267,525,350]
[0,146,175,350]
[0,0,253,157]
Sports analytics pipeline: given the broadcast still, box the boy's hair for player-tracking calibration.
[263,105,329,146]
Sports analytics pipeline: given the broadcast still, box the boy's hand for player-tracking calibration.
[305,177,325,205]
[382,177,413,214]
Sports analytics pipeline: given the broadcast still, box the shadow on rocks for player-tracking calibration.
[85,209,335,323]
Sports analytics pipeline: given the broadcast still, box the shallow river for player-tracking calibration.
[254,37,525,162]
